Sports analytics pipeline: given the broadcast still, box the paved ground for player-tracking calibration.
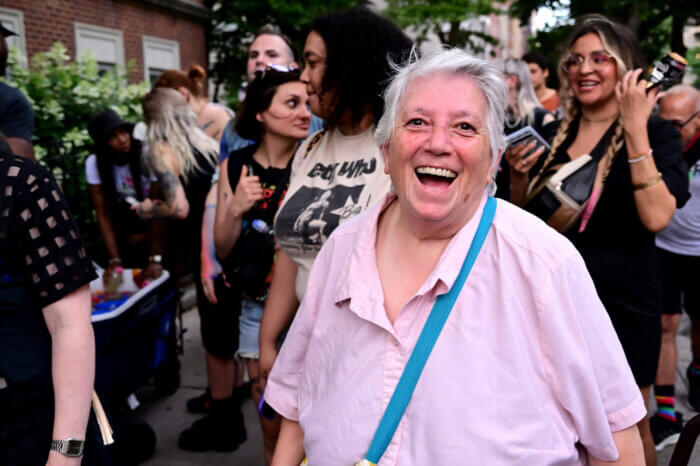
[131,292,700,465]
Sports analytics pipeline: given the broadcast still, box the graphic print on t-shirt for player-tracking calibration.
[276,184,366,249]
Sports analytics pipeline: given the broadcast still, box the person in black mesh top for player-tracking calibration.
[0,139,96,465]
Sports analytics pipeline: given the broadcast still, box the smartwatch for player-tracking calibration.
[50,438,85,457]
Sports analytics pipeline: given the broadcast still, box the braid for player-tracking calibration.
[528,104,578,191]
[600,117,625,182]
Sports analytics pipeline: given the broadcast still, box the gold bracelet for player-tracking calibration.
[633,172,662,191]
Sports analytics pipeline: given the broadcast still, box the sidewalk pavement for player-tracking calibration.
[135,295,700,465]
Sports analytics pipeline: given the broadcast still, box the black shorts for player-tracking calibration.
[657,247,700,320]
[606,306,661,388]
[196,275,241,359]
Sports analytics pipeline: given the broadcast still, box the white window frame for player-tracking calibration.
[73,22,125,70]
[142,36,180,84]
[0,7,27,63]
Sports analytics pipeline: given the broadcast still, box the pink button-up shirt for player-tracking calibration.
[265,193,645,466]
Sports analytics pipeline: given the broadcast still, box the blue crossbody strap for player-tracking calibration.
[363,197,497,464]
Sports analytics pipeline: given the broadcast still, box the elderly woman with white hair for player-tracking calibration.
[264,49,646,465]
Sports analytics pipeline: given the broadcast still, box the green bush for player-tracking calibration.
[4,42,149,158]
[2,43,150,263]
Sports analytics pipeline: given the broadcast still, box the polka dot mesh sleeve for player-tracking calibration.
[2,155,96,307]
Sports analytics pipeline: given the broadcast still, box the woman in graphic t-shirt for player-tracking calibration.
[214,65,310,465]
[258,7,413,388]
[85,109,163,279]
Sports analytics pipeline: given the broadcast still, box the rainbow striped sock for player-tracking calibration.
[655,385,676,422]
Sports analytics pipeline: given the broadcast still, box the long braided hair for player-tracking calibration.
[529,15,644,192]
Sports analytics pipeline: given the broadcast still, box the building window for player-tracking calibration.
[0,7,27,78]
[142,36,180,84]
[74,22,125,73]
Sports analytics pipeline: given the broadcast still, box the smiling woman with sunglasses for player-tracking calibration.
[506,15,689,465]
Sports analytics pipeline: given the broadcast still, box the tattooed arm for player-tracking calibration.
[132,143,190,220]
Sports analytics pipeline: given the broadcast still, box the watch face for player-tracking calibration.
[66,439,84,456]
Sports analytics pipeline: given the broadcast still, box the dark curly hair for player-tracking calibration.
[311,7,413,127]
[235,67,302,141]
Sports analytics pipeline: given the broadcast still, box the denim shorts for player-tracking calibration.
[236,299,263,359]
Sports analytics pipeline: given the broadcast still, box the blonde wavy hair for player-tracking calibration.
[142,87,219,183]
[530,15,644,190]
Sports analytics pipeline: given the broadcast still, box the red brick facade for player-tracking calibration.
[0,0,208,82]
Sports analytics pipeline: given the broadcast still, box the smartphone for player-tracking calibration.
[124,196,139,206]
[506,126,550,158]
[647,52,686,93]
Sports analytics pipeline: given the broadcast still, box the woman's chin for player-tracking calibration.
[404,199,456,224]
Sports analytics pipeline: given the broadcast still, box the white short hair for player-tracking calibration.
[375,47,508,171]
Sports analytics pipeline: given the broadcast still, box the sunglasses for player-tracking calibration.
[667,111,699,130]
[562,51,615,74]
[258,64,298,79]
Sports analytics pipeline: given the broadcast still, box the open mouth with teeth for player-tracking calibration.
[577,80,599,89]
[415,166,457,188]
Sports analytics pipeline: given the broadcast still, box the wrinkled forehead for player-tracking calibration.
[399,72,487,120]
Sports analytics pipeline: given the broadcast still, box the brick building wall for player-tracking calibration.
[0,0,208,82]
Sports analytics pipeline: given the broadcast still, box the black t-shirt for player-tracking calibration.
[0,82,34,142]
[0,152,96,388]
[0,153,96,311]
[178,147,217,271]
[226,144,291,231]
[533,114,689,317]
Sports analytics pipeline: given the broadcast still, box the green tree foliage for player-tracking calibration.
[2,43,149,259]
[206,0,365,106]
[512,0,698,83]
[383,0,499,51]
[3,42,148,158]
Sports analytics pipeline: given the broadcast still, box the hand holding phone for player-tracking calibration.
[506,126,550,159]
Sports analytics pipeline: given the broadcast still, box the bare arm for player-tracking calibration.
[6,137,35,159]
[617,70,676,232]
[42,285,95,466]
[88,184,120,262]
[201,182,222,304]
[504,141,546,206]
[214,161,263,260]
[588,425,645,466]
[145,182,165,279]
[133,143,189,220]
[214,158,243,260]
[271,418,305,466]
[259,249,299,389]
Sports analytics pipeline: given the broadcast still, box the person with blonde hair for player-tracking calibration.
[506,15,689,465]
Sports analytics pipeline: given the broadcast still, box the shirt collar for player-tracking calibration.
[416,192,488,296]
[333,191,490,332]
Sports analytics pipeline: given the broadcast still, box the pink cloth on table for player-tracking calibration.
[265,192,645,466]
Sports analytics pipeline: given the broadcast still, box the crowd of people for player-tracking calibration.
[1,6,699,466]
